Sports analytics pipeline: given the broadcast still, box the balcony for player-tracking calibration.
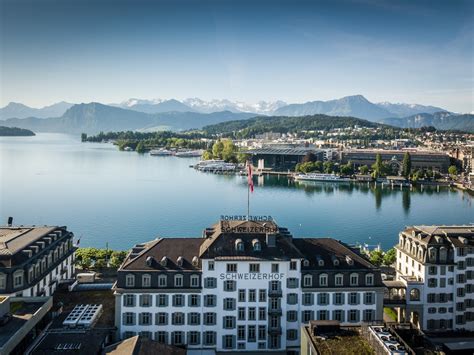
[268,289,282,297]
[268,307,283,316]
[268,325,282,335]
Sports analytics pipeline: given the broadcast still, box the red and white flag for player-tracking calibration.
[247,161,254,193]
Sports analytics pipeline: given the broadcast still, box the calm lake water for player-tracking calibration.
[1,133,472,250]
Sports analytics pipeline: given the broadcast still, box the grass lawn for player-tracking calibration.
[384,307,398,321]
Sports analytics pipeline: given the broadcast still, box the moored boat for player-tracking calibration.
[294,173,351,182]
[150,149,174,156]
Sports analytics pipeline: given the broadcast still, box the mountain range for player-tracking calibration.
[0,95,472,133]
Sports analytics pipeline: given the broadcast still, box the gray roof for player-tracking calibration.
[247,147,322,156]
[0,226,57,255]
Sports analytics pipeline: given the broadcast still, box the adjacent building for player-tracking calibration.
[395,225,474,331]
[0,225,76,297]
[248,147,325,171]
[113,217,384,354]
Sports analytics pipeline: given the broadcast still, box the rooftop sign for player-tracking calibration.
[220,215,273,222]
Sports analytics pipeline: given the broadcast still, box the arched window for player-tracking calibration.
[190,274,200,287]
[158,274,167,287]
[13,270,24,288]
[335,273,344,286]
[319,273,328,286]
[303,259,310,267]
[409,288,420,301]
[235,239,244,252]
[439,247,447,262]
[350,273,359,286]
[303,274,312,287]
[365,273,374,286]
[125,274,135,287]
[142,274,151,287]
[428,247,437,263]
[174,274,183,287]
[252,239,261,252]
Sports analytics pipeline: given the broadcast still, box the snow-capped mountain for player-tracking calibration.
[118,98,166,108]
[376,102,447,118]
[183,98,287,114]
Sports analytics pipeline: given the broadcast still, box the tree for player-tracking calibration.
[383,248,396,266]
[402,152,411,178]
[212,140,224,159]
[372,153,384,178]
[323,161,334,174]
[81,133,88,142]
[302,152,317,163]
[202,150,213,160]
[359,165,369,175]
[369,250,384,267]
[221,139,237,162]
[135,141,146,153]
[340,161,354,176]
[448,165,458,176]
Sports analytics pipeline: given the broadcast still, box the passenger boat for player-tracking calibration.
[294,173,351,182]
[175,150,204,157]
[194,160,237,172]
[150,149,174,156]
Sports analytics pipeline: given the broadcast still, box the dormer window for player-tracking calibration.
[331,256,339,267]
[303,259,310,267]
[192,256,199,267]
[146,256,155,267]
[160,256,168,267]
[346,256,354,266]
[252,239,261,252]
[316,256,324,267]
[235,239,244,252]
[177,256,184,267]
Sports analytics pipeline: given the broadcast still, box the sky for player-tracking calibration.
[0,0,473,112]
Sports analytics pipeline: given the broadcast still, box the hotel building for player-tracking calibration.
[395,225,474,331]
[0,225,76,297]
[114,217,384,354]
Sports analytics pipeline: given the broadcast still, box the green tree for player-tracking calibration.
[202,150,213,160]
[402,152,411,178]
[135,141,146,153]
[302,152,317,163]
[221,139,237,162]
[81,133,88,142]
[369,250,384,267]
[372,153,384,178]
[323,161,334,174]
[383,248,396,266]
[448,165,458,176]
[359,165,369,175]
[212,140,224,159]
[340,161,354,176]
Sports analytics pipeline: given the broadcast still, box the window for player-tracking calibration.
[204,331,216,346]
[247,307,256,320]
[224,280,236,291]
[259,289,266,302]
[259,307,266,320]
[334,292,344,305]
[302,310,313,322]
[287,329,298,341]
[204,277,216,288]
[303,293,314,306]
[427,293,436,303]
[142,274,151,287]
[248,325,256,342]
[428,266,437,275]
[223,316,235,329]
[227,263,237,272]
[125,274,135,287]
[349,292,359,305]
[317,310,328,320]
[238,325,246,341]
[290,261,297,270]
[174,274,183,287]
[140,294,152,307]
[224,298,236,311]
[333,310,344,322]
[190,274,200,287]
[303,274,312,287]
[155,331,167,343]
[158,275,167,287]
[188,312,201,325]
[349,309,359,322]
[287,310,297,322]
[238,307,245,320]
[253,240,261,251]
[208,261,215,270]
[364,292,373,304]
[248,289,256,302]
[172,331,184,345]
[204,312,216,325]
[123,294,135,307]
[189,294,200,307]
[428,307,436,314]
[335,273,344,286]
[287,278,299,288]
[157,294,168,307]
[224,335,234,349]
[287,293,298,305]
[173,294,184,307]
[428,278,437,287]
[250,263,260,273]
[172,312,185,325]
[365,273,374,286]
[363,310,374,321]
[238,289,246,302]
[139,312,152,325]
[319,273,328,287]
[188,331,200,345]
[123,312,135,325]
[271,263,279,273]
[156,312,168,325]
[350,273,359,286]
[204,295,216,307]
[318,293,328,305]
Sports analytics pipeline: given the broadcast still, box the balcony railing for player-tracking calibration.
[268,307,283,316]
[268,289,282,297]
[268,325,282,335]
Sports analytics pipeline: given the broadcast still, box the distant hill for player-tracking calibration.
[379,112,474,132]
[376,102,447,117]
[0,101,74,119]
[1,103,255,134]
[0,126,35,136]
[203,114,383,137]
[273,95,394,121]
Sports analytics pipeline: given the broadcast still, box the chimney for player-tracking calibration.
[7,217,13,226]
[266,233,277,248]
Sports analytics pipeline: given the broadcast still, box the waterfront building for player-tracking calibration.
[0,224,76,297]
[248,147,325,170]
[341,149,451,173]
[395,225,474,331]
[113,217,384,354]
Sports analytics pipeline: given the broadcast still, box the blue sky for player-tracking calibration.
[0,0,473,112]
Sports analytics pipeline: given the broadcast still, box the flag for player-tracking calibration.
[247,161,254,193]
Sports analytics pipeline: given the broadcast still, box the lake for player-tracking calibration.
[0,133,472,250]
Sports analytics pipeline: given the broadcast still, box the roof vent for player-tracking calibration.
[177,256,184,267]
[146,256,155,267]
[346,256,354,266]
[160,256,168,267]
[192,256,199,266]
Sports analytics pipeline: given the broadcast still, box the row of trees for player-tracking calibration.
[75,247,128,270]
[202,139,248,163]
[367,248,397,267]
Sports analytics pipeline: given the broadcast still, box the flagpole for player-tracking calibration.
[247,182,250,220]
